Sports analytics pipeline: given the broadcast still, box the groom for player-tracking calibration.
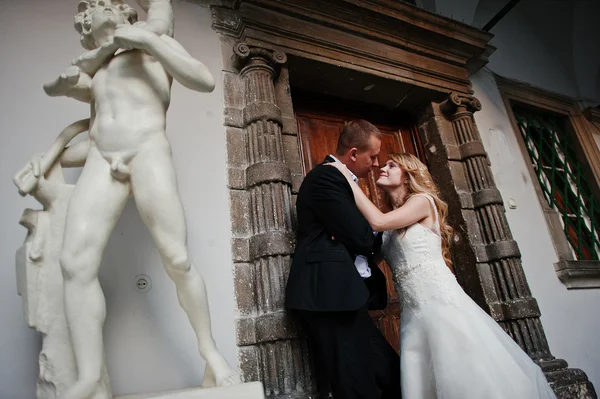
[285,120,401,398]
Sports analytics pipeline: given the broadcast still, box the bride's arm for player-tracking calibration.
[327,163,430,232]
[350,179,429,231]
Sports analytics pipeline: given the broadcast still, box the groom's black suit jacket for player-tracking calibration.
[285,156,388,312]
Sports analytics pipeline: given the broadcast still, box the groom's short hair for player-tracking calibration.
[336,119,381,155]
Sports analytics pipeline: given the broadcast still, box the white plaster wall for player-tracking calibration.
[0,1,236,398]
[570,0,600,104]
[472,68,600,390]
[433,0,600,104]
[480,6,580,99]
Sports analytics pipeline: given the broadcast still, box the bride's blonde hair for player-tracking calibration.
[386,153,454,269]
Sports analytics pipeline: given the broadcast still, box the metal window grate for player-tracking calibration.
[513,106,600,260]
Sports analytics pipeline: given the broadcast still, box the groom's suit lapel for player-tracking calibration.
[373,230,383,252]
[321,155,355,196]
[318,156,388,310]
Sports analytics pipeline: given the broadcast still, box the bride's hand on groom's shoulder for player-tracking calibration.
[326,161,352,180]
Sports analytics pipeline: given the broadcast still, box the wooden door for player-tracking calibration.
[294,96,424,353]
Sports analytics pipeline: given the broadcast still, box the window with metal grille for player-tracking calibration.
[512,105,600,260]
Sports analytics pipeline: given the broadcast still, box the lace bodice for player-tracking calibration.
[381,194,461,314]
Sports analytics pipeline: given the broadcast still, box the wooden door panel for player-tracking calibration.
[297,115,341,172]
[399,125,421,156]
[295,102,423,354]
[369,128,403,211]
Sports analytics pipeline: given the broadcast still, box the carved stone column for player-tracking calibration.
[442,93,555,354]
[229,42,316,398]
[419,93,596,398]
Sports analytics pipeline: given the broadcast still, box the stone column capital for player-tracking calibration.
[232,42,287,78]
[441,92,482,116]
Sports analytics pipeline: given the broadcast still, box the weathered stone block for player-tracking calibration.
[229,189,251,235]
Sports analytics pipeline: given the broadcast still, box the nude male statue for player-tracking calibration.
[14,1,239,398]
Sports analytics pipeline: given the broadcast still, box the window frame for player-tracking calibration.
[497,75,600,289]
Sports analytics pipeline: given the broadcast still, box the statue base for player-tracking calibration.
[115,382,265,399]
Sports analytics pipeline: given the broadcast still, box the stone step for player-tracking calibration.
[115,382,265,399]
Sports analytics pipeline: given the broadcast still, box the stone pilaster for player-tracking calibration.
[419,93,596,398]
[228,42,317,398]
[443,93,556,355]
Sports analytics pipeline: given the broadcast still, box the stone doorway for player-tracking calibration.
[212,1,596,397]
[293,91,425,353]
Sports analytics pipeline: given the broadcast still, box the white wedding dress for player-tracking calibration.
[380,194,557,399]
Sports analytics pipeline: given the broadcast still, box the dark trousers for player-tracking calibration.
[300,306,401,399]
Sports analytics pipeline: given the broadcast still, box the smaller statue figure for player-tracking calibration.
[15,120,112,399]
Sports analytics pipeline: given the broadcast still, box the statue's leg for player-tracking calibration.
[130,145,240,387]
[59,146,130,399]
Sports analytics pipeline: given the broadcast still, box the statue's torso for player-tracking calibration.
[90,49,173,157]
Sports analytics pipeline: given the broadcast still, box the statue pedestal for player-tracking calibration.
[115,382,265,399]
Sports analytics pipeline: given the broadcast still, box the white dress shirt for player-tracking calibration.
[329,154,372,278]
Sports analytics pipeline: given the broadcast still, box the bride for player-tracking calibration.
[328,152,556,399]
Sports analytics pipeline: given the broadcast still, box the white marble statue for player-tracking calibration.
[14,1,244,398]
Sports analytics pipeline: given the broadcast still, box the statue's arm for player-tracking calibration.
[146,34,215,92]
[14,119,90,196]
[70,42,119,76]
[59,139,90,168]
[112,24,214,92]
[43,66,93,103]
[134,0,174,37]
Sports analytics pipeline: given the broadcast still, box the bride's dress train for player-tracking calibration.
[381,194,556,399]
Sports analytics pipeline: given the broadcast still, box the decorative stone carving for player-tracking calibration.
[14,2,262,398]
[211,0,496,95]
